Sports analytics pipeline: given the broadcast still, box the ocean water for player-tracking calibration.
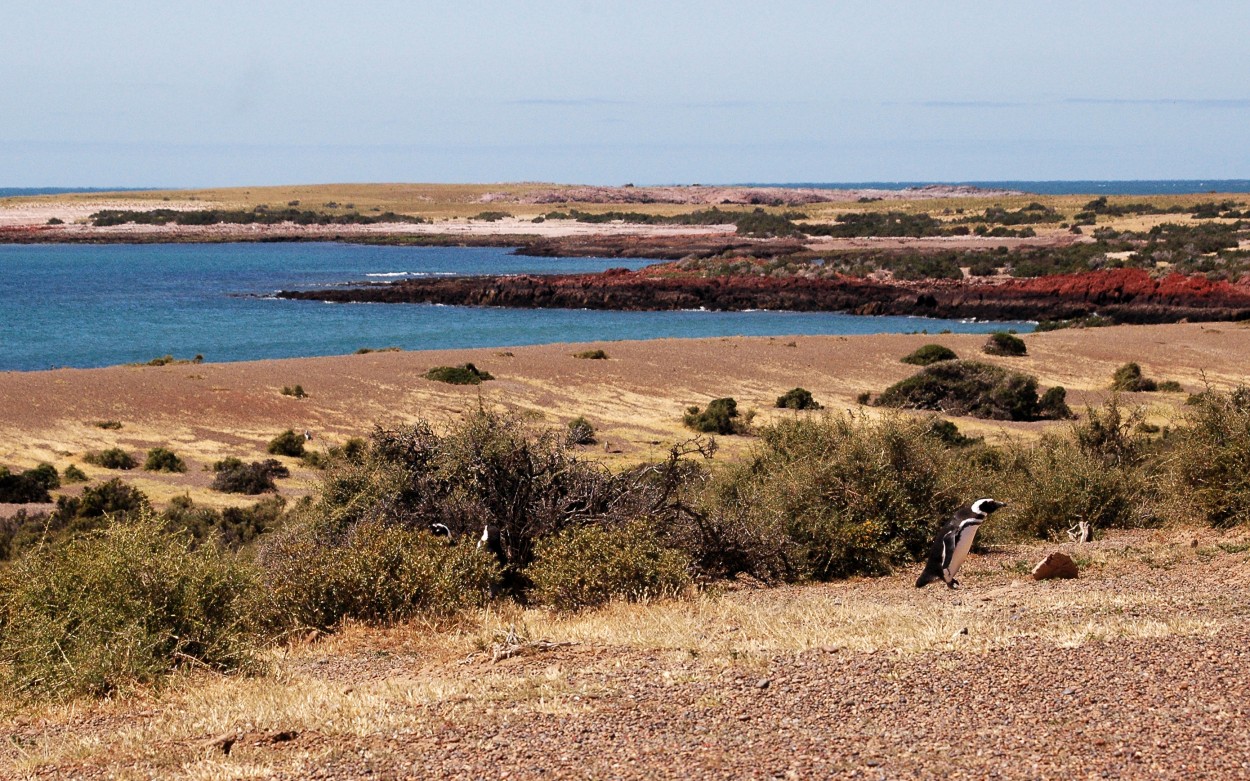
[0,243,1028,372]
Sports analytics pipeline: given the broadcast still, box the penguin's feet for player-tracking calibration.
[947,579,960,590]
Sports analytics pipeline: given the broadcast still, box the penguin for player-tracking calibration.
[477,523,507,568]
[428,522,452,538]
[915,498,1006,589]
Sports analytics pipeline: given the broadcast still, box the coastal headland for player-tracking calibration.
[6,182,1249,325]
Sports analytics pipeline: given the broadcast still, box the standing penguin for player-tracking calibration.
[915,498,1006,589]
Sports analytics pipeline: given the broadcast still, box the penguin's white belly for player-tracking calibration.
[947,524,980,576]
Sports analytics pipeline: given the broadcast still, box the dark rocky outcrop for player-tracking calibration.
[278,267,1250,325]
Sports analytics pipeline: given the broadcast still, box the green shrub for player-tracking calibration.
[211,459,288,494]
[256,517,498,631]
[1110,362,1157,392]
[1157,380,1184,393]
[1168,387,1250,527]
[328,437,368,463]
[144,447,187,473]
[573,349,608,360]
[62,464,89,484]
[684,398,749,434]
[875,361,1061,421]
[567,416,597,445]
[901,344,958,366]
[775,387,821,410]
[83,448,136,470]
[267,429,306,457]
[424,363,494,385]
[280,384,307,398]
[528,521,691,611]
[0,514,259,697]
[699,415,970,581]
[95,420,122,430]
[983,332,1027,357]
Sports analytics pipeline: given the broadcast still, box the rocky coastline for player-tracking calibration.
[277,266,1250,325]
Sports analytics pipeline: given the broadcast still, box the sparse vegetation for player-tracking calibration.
[94,420,123,430]
[573,349,609,359]
[280,384,307,398]
[424,363,494,385]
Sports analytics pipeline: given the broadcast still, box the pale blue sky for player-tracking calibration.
[3,1,1248,186]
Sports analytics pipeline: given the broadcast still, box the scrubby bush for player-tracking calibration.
[1110,362,1157,392]
[256,518,499,631]
[164,495,286,549]
[567,416,597,445]
[267,429,306,457]
[684,398,750,434]
[528,521,691,611]
[144,447,187,473]
[983,332,1027,357]
[0,464,58,503]
[424,363,494,385]
[53,478,150,528]
[211,458,288,494]
[698,415,971,581]
[775,387,821,410]
[95,420,123,430]
[1038,386,1074,420]
[0,514,259,697]
[294,410,692,582]
[1167,387,1250,527]
[573,349,608,360]
[62,464,88,484]
[995,436,1155,540]
[901,344,958,366]
[280,385,307,398]
[83,448,136,470]
[875,361,1063,421]
[922,418,981,448]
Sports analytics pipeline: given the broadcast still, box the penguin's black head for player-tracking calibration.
[971,498,1006,516]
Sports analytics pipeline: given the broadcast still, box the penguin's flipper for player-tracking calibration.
[940,530,957,585]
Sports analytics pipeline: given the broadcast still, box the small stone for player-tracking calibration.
[1031,552,1079,580]
[1191,538,1199,548]
[756,679,771,689]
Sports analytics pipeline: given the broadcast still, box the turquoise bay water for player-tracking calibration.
[0,243,1030,372]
